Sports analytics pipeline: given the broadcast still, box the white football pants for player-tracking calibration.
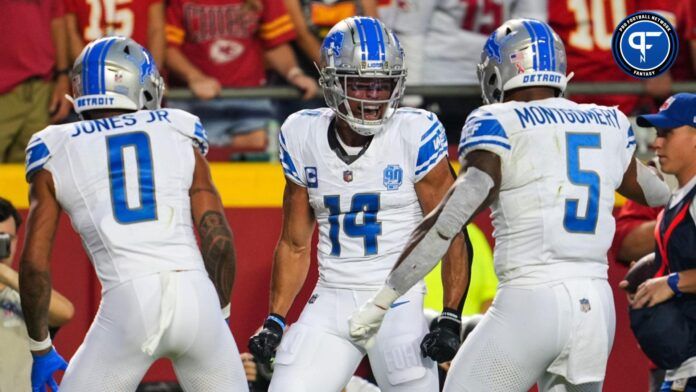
[269,285,439,392]
[60,270,248,392]
[444,278,615,392]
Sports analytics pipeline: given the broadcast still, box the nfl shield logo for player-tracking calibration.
[579,298,591,313]
[343,170,353,183]
[383,164,403,190]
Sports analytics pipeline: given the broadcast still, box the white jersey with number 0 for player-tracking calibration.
[279,107,448,289]
[458,97,636,285]
[25,109,210,292]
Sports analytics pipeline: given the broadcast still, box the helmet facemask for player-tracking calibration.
[320,70,405,136]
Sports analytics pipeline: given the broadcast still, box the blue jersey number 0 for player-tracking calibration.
[564,133,601,233]
[106,132,157,224]
[324,193,382,256]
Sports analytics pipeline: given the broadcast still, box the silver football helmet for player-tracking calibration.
[319,17,407,136]
[478,19,572,104]
[70,36,164,116]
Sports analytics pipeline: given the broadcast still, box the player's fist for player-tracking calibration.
[348,298,388,347]
[248,314,285,365]
[420,308,461,362]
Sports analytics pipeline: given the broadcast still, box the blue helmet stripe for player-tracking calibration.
[85,40,105,94]
[356,17,380,61]
[353,18,368,62]
[522,21,539,70]
[97,38,118,93]
[540,21,556,70]
[374,18,386,61]
[81,44,94,95]
[526,20,553,71]
[84,38,118,94]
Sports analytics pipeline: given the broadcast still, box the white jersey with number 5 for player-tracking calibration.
[458,97,636,285]
[279,107,448,289]
[24,109,210,292]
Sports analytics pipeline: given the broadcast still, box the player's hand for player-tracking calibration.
[188,74,221,101]
[31,347,68,392]
[240,352,257,382]
[248,314,285,366]
[632,276,674,309]
[49,75,72,123]
[288,73,319,100]
[348,298,388,348]
[420,308,461,362]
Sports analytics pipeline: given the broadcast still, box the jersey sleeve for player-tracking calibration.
[401,110,449,182]
[25,132,53,182]
[168,109,209,156]
[278,112,307,187]
[165,0,185,47]
[259,0,296,49]
[458,109,511,165]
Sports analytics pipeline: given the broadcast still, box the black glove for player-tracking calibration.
[248,314,285,365]
[420,308,461,363]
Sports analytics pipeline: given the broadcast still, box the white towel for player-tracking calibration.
[141,271,178,356]
[547,280,610,384]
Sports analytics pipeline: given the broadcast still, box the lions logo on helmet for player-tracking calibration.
[478,19,571,104]
[70,36,164,117]
[318,17,407,136]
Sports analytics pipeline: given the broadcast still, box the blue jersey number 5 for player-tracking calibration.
[324,193,382,256]
[106,132,157,224]
[564,133,601,233]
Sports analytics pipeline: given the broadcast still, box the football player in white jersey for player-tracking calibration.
[350,19,673,391]
[19,37,248,391]
[247,17,470,392]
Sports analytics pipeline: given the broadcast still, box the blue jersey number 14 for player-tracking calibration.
[324,193,382,256]
[564,133,601,233]
[106,132,158,224]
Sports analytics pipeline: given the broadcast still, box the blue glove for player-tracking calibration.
[31,347,68,392]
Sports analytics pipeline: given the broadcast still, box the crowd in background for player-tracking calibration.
[1,0,694,163]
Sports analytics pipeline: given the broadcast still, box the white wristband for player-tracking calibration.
[28,335,52,351]
[221,303,231,319]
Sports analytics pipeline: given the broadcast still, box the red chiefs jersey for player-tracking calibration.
[664,0,694,81]
[550,0,689,114]
[65,0,160,47]
[165,0,296,87]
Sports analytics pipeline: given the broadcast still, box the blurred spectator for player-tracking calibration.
[643,3,696,104]
[0,0,71,163]
[549,0,692,116]
[273,0,377,121]
[64,0,166,67]
[165,0,318,152]
[0,197,74,391]
[378,0,545,142]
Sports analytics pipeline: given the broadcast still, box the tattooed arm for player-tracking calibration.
[190,148,236,307]
[19,170,62,352]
